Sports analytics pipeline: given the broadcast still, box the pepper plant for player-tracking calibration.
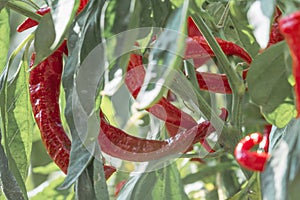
[0,0,300,199]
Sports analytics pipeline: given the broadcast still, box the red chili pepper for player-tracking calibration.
[77,0,89,15]
[17,7,51,32]
[125,54,197,135]
[187,16,202,37]
[17,0,89,32]
[196,69,248,94]
[185,36,253,66]
[98,109,226,162]
[267,7,284,47]
[260,124,272,153]
[279,11,300,118]
[234,133,270,172]
[29,42,115,178]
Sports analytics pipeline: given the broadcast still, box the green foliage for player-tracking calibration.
[1,0,300,199]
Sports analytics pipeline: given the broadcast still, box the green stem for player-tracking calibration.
[184,60,223,128]
[191,14,245,96]
[6,1,42,22]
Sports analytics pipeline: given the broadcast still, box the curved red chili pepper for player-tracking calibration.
[279,11,300,118]
[17,0,89,32]
[260,124,272,153]
[29,42,115,178]
[185,36,253,66]
[196,69,248,94]
[98,109,226,162]
[234,133,270,172]
[17,7,51,32]
[115,180,127,197]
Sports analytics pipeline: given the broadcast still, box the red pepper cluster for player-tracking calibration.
[19,2,284,180]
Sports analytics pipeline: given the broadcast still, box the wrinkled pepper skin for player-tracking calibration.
[234,133,269,172]
[98,109,227,162]
[279,11,300,118]
[185,36,252,66]
[29,43,70,174]
[29,43,115,178]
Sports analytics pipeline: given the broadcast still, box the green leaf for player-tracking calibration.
[261,118,300,200]
[101,0,144,96]
[34,0,79,64]
[0,1,8,11]
[247,42,294,127]
[0,130,24,200]
[93,159,110,200]
[0,8,9,73]
[151,0,172,27]
[61,0,108,189]
[136,1,189,109]
[5,58,33,181]
[229,1,260,57]
[117,163,188,200]
[182,162,238,185]
[29,176,73,200]
[34,13,55,65]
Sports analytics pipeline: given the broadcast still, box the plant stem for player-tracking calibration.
[191,14,245,96]
[6,1,42,22]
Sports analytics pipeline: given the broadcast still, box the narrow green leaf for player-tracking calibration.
[0,8,9,73]
[182,162,238,185]
[136,1,189,109]
[0,130,24,200]
[34,13,55,65]
[5,59,33,181]
[93,159,110,200]
[261,118,300,200]
[75,161,96,200]
[61,0,108,189]
[247,42,294,127]
[151,0,172,27]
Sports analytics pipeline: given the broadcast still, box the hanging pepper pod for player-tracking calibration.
[279,11,300,118]
[234,133,270,172]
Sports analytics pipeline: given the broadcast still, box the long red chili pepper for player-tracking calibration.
[29,43,115,178]
[98,108,227,162]
[234,133,270,172]
[279,11,300,118]
[17,0,89,32]
[185,36,252,66]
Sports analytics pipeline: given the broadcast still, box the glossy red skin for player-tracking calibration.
[196,69,248,94]
[98,110,224,162]
[29,42,115,177]
[185,36,253,66]
[234,133,269,172]
[279,11,300,118]
[267,7,284,47]
[262,124,272,153]
[17,0,89,32]
[17,7,51,32]
[187,16,202,37]
[29,44,70,174]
